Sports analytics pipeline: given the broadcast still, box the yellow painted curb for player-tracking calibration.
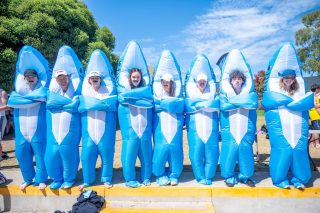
[100,202,215,213]
[0,185,319,198]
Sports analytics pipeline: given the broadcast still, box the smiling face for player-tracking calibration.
[56,74,70,92]
[88,76,101,91]
[282,76,295,88]
[161,79,174,96]
[130,70,142,87]
[24,70,38,90]
[197,79,207,92]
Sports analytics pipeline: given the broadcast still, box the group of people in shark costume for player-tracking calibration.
[7,41,313,190]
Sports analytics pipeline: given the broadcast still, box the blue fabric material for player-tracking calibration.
[152,50,184,182]
[219,49,257,183]
[8,45,49,185]
[263,43,312,187]
[116,41,153,185]
[185,97,220,113]
[45,46,82,188]
[118,87,153,108]
[184,54,220,184]
[8,87,47,106]
[220,92,258,111]
[80,49,118,186]
[78,95,118,112]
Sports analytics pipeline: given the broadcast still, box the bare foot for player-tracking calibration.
[104,182,113,189]
[78,184,85,191]
[39,183,46,190]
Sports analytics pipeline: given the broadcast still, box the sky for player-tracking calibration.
[83,0,320,78]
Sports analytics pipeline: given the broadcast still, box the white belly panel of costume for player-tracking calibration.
[129,105,147,138]
[52,111,72,144]
[195,109,212,144]
[160,111,177,144]
[87,110,106,145]
[18,103,41,142]
[278,107,301,148]
[229,108,248,145]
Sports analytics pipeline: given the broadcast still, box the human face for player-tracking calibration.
[231,76,244,92]
[56,74,69,90]
[89,76,101,87]
[197,79,207,91]
[130,71,141,87]
[282,76,295,87]
[24,74,38,89]
[161,80,172,94]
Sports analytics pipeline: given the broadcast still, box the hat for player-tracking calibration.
[161,73,173,81]
[88,70,101,78]
[279,69,296,77]
[197,73,208,81]
[55,70,68,78]
[24,69,38,77]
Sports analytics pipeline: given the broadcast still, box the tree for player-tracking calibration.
[254,70,266,99]
[0,0,118,91]
[295,9,320,75]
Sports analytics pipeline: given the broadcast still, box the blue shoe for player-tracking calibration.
[170,178,178,186]
[198,179,207,185]
[274,180,290,189]
[61,181,75,189]
[50,181,63,189]
[125,181,141,188]
[205,179,212,185]
[293,182,305,190]
[157,176,170,186]
[225,177,237,187]
[142,179,151,186]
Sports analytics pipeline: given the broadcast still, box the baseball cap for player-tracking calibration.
[161,73,173,81]
[88,70,101,78]
[197,73,208,81]
[55,70,68,78]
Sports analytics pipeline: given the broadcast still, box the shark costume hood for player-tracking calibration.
[152,50,184,186]
[79,49,117,187]
[8,45,49,187]
[185,54,220,185]
[45,45,83,189]
[116,41,153,187]
[262,43,313,189]
[219,49,258,186]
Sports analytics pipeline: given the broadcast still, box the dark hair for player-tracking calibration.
[128,68,145,89]
[311,84,320,92]
[24,69,38,77]
[229,70,246,84]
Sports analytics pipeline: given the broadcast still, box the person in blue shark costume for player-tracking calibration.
[185,54,220,185]
[45,46,83,189]
[219,49,258,187]
[78,50,118,190]
[116,41,153,188]
[152,50,184,186]
[262,43,314,189]
[8,46,49,190]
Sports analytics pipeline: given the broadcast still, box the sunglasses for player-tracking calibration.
[25,74,38,78]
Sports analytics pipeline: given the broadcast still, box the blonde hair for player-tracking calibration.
[279,77,299,96]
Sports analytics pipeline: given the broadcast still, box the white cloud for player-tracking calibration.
[180,0,320,73]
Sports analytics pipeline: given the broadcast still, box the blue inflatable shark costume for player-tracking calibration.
[117,41,153,188]
[78,50,118,187]
[262,43,313,189]
[45,46,83,189]
[185,55,220,185]
[8,46,49,187]
[152,50,184,186]
[219,49,258,186]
